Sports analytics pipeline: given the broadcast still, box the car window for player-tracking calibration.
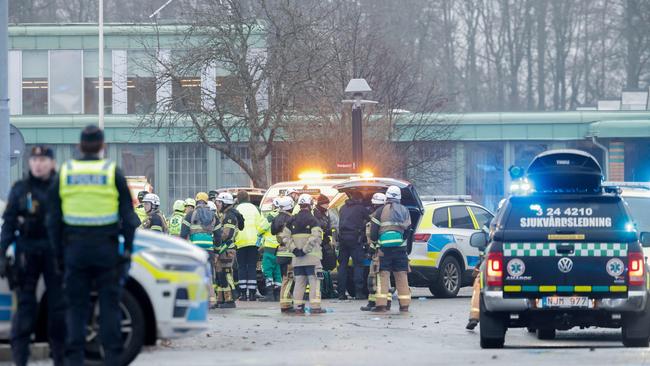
[450,206,474,229]
[432,208,449,228]
[470,206,493,230]
[623,197,650,232]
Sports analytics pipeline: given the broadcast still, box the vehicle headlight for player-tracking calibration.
[140,251,202,273]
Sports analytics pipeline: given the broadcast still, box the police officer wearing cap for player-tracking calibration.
[47,125,139,366]
[0,146,65,366]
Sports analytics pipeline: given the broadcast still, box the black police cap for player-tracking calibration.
[30,145,54,159]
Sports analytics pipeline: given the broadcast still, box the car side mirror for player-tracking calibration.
[470,231,488,250]
[641,232,650,247]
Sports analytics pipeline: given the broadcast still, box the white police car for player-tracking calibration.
[410,196,493,297]
[0,228,210,365]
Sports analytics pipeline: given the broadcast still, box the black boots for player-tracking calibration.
[260,287,280,302]
[360,301,376,311]
[218,301,236,309]
[466,319,479,330]
[372,305,388,313]
[248,289,257,301]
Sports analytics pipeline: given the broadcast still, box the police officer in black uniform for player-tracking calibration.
[0,146,65,366]
[337,191,369,299]
[47,125,138,366]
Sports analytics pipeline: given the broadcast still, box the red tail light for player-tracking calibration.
[486,252,503,287]
[413,233,431,242]
[629,252,645,286]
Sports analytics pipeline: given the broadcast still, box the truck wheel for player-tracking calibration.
[622,296,650,347]
[526,327,536,333]
[536,328,556,340]
[430,256,461,298]
[84,290,146,366]
[479,294,506,349]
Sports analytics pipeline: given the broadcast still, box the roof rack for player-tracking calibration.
[420,195,472,202]
[603,181,650,190]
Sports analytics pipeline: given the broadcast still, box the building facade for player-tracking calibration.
[8,24,650,213]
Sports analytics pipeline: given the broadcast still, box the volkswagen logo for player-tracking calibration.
[558,257,573,273]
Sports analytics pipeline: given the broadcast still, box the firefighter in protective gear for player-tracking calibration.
[258,198,283,301]
[234,191,261,301]
[168,200,186,236]
[141,193,168,233]
[47,125,138,366]
[280,194,325,314]
[272,197,295,312]
[369,185,412,313]
[361,192,390,312]
[180,193,221,306]
[184,198,196,215]
[466,265,481,330]
[1,146,65,366]
[213,192,243,308]
[135,190,149,225]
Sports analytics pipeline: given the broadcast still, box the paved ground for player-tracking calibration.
[123,288,650,366]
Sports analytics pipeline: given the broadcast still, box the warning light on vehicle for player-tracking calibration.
[628,252,644,286]
[360,170,374,178]
[298,171,324,180]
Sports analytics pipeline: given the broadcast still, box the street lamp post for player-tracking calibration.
[98,0,104,130]
[343,78,376,171]
[0,0,10,198]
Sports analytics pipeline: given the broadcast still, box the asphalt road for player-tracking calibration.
[124,288,650,366]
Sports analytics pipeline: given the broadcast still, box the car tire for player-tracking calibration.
[526,326,536,333]
[430,256,461,298]
[85,290,146,366]
[622,293,650,348]
[479,295,506,349]
[536,328,556,340]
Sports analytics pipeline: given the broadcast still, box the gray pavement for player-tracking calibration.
[125,288,650,366]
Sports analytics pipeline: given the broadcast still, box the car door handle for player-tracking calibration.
[556,243,575,254]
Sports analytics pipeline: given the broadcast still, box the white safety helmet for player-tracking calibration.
[278,196,295,211]
[297,193,313,206]
[272,197,281,209]
[385,185,401,200]
[216,192,235,205]
[207,201,217,212]
[371,192,387,205]
[143,193,160,206]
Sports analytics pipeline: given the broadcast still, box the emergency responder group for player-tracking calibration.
[0,124,422,365]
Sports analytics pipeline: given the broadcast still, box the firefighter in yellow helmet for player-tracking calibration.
[168,200,186,236]
[184,198,196,215]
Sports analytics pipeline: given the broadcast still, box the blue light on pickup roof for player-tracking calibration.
[625,222,636,232]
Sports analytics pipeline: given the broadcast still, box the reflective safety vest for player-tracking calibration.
[168,211,184,236]
[234,202,261,249]
[189,207,217,251]
[257,211,279,249]
[135,206,148,227]
[59,159,119,226]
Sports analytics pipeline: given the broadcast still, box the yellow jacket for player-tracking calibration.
[235,202,262,249]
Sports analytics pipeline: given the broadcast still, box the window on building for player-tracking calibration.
[432,208,449,228]
[216,75,244,114]
[271,145,290,183]
[450,206,474,229]
[50,50,83,114]
[119,145,156,189]
[221,146,251,187]
[168,144,208,202]
[22,50,48,115]
[465,142,504,212]
[83,50,112,114]
[470,206,493,230]
[514,142,548,168]
[172,77,201,112]
[127,51,156,114]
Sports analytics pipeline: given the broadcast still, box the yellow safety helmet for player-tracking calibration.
[173,200,186,212]
[195,192,209,203]
[184,198,196,207]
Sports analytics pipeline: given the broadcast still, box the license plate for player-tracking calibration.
[538,296,594,309]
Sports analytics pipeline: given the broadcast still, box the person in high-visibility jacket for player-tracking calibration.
[257,198,283,301]
[135,190,148,226]
[180,192,221,306]
[168,200,186,236]
[47,125,138,366]
[360,193,389,311]
[214,192,243,308]
[369,185,412,313]
[234,191,262,301]
[272,197,295,312]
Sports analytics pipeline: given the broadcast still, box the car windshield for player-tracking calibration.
[624,197,650,232]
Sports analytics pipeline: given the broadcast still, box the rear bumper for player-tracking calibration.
[483,290,647,313]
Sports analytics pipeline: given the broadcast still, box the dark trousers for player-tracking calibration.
[11,245,65,366]
[64,239,124,366]
[337,242,365,297]
[236,246,258,291]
